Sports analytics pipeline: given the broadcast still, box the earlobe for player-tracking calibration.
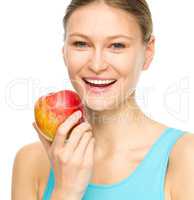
[142,35,155,71]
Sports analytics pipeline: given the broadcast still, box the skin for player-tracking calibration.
[12,2,194,200]
[61,1,171,196]
[62,1,160,159]
[62,2,194,199]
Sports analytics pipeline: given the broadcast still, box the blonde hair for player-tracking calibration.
[63,0,153,43]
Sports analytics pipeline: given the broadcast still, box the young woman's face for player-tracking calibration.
[62,2,154,111]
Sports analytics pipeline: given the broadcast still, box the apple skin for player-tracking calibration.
[34,90,85,142]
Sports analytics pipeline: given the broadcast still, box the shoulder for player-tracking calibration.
[168,132,194,200]
[12,142,50,199]
[13,141,50,178]
[15,141,44,157]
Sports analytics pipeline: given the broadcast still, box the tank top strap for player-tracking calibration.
[135,127,187,192]
[138,127,186,174]
[42,167,55,200]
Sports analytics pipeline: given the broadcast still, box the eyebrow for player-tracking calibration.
[69,32,133,40]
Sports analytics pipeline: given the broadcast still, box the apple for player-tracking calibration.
[34,90,84,142]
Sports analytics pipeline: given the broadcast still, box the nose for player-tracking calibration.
[88,48,108,74]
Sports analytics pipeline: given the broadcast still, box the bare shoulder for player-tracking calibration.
[15,141,49,165]
[168,132,194,200]
[169,132,194,164]
[12,141,50,200]
[15,141,46,158]
[14,141,50,180]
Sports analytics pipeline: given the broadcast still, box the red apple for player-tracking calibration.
[34,90,84,142]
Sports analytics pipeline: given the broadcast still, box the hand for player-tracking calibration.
[33,110,95,198]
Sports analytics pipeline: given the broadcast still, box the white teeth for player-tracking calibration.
[84,79,116,85]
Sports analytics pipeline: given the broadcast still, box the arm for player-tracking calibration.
[11,144,39,200]
[170,133,194,200]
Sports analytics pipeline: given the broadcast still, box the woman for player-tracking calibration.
[12,0,194,200]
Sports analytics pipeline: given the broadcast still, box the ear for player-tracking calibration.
[142,35,155,71]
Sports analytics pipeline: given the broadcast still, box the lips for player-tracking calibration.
[82,78,117,87]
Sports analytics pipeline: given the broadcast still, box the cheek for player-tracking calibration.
[66,49,90,75]
[106,49,144,92]
[105,51,140,76]
[124,53,144,92]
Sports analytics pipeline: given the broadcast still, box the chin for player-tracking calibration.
[83,97,120,113]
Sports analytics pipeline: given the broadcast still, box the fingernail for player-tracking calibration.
[71,110,81,121]
[75,110,82,118]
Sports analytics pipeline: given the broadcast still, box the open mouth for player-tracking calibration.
[83,78,117,94]
[82,78,117,88]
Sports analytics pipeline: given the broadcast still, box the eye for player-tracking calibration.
[72,41,88,48]
[111,43,126,49]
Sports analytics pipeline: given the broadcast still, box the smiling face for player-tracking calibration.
[62,2,155,112]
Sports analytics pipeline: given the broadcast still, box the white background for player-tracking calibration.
[0,0,194,199]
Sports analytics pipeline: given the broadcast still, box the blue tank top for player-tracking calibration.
[42,127,186,200]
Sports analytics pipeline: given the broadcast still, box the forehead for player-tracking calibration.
[66,2,141,40]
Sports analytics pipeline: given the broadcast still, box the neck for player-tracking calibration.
[84,92,157,159]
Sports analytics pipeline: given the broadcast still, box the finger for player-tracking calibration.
[32,122,51,151]
[65,122,92,154]
[72,131,93,162]
[82,137,95,167]
[52,110,82,149]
